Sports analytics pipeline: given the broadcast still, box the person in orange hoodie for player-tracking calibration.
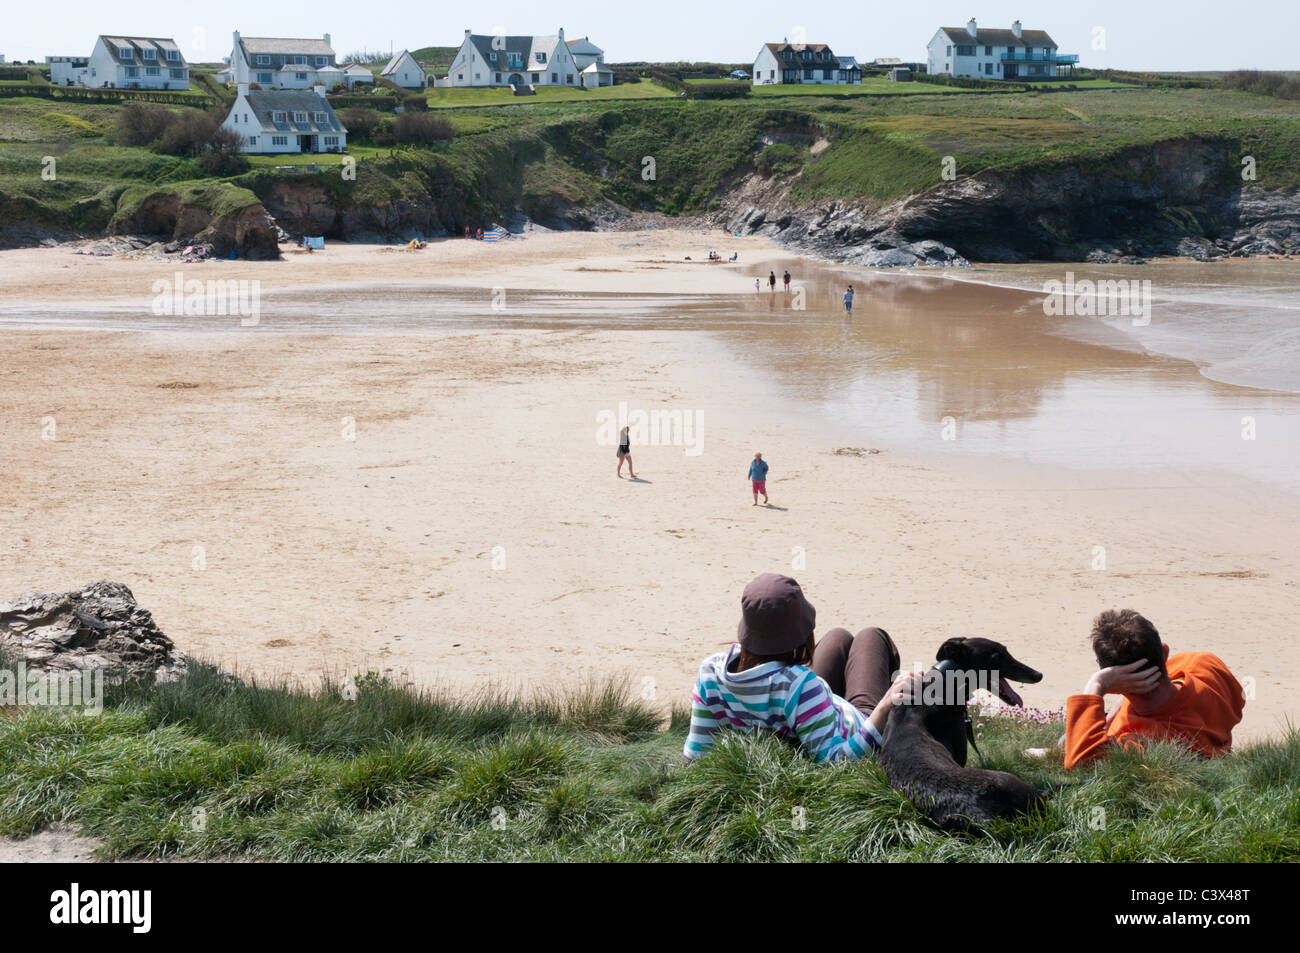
[1063,609,1245,770]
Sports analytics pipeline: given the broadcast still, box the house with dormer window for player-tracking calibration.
[926,19,1078,79]
[442,28,585,88]
[220,83,347,154]
[751,41,861,85]
[230,31,338,90]
[50,35,189,89]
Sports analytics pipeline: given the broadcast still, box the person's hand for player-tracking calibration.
[1083,659,1161,697]
[884,670,925,707]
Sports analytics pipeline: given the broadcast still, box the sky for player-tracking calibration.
[2,0,1297,71]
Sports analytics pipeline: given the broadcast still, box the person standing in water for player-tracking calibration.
[749,452,770,505]
[843,285,855,313]
[616,426,635,479]
[768,272,777,293]
[783,269,791,292]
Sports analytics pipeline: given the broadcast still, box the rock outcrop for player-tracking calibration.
[0,581,189,682]
[723,138,1300,266]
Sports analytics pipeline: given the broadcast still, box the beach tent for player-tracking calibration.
[304,236,325,249]
[482,228,507,242]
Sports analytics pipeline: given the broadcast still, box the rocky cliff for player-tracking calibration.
[720,138,1300,266]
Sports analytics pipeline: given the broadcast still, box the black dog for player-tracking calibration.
[880,638,1045,832]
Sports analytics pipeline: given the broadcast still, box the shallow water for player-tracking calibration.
[4,255,1298,493]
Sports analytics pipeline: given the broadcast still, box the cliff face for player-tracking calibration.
[721,138,1300,265]
[108,189,281,260]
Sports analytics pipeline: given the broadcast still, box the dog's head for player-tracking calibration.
[936,637,1043,707]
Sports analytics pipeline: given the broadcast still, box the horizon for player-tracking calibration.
[3,0,1298,72]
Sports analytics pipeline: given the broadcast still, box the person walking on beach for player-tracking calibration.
[843,284,855,313]
[783,269,791,292]
[768,271,777,293]
[749,452,769,505]
[616,425,635,479]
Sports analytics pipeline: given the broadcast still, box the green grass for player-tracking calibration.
[1,656,1296,862]
[423,83,676,109]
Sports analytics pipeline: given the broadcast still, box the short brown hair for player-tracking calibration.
[735,633,816,673]
[1091,609,1166,678]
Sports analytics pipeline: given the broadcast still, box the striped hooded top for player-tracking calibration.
[684,644,882,762]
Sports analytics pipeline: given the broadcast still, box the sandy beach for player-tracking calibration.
[1,229,1296,743]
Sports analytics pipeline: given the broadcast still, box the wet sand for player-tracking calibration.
[1,230,1296,743]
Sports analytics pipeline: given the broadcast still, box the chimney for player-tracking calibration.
[966,18,977,38]
[323,33,331,47]
[1012,20,1022,39]
[237,81,248,96]
[465,29,472,38]
[558,27,565,41]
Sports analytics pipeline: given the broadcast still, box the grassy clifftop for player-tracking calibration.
[1,660,1296,861]
[1,80,1298,246]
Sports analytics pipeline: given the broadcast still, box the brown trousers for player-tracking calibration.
[812,626,900,717]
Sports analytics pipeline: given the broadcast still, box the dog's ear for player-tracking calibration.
[936,638,968,664]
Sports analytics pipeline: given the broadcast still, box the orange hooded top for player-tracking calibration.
[1064,652,1245,770]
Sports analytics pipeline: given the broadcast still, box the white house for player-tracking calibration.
[50,36,189,89]
[230,32,338,89]
[751,42,861,85]
[341,63,375,88]
[381,49,427,88]
[444,28,585,88]
[221,84,347,154]
[565,35,612,87]
[926,19,1078,80]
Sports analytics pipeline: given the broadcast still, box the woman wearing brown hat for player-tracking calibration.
[684,573,919,762]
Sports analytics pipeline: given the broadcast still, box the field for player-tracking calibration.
[423,82,677,108]
[1,657,1295,861]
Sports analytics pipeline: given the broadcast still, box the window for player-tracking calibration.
[803,68,813,80]
[293,111,307,123]
[551,72,557,83]
[531,72,539,83]
[315,56,326,66]
[495,72,501,82]
[272,111,287,122]
[146,67,160,76]
[295,73,307,80]
[257,72,272,83]
[293,56,306,66]
[985,63,993,75]
[946,45,952,55]
[125,67,138,77]
[488,52,496,62]
[257,55,270,65]
[956,45,975,56]
[118,48,133,60]
[271,135,287,146]
[166,50,179,61]
[314,112,327,123]
[248,136,257,145]
[985,45,992,56]
[823,68,832,80]
[142,48,156,60]
[567,74,573,84]
[170,68,184,79]
[324,136,338,146]
[536,52,546,63]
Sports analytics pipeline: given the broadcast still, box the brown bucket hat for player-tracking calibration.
[737,573,816,654]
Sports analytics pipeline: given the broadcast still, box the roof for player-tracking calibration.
[381,50,416,75]
[240,90,346,134]
[239,36,336,57]
[761,42,839,64]
[465,33,564,68]
[581,62,613,73]
[341,63,373,75]
[566,36,604,54]
[98,36,187,67]
[938,27,1057,48]
[836,56,860,68]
